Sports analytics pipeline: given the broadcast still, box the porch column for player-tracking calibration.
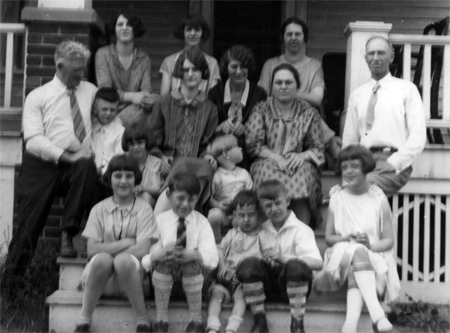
[341,21,392,136]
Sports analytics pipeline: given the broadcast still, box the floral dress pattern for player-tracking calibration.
[245,97,325,226]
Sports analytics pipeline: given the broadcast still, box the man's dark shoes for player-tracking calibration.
[136,323,152,333]
[60,230,77,257]
[251,312,269,333]
[152,321,169,333]
[290,315,305,333]
[73,323,91,333]
[185,320,205,333]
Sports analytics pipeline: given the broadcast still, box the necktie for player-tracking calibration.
[365,82,380,131]
[176,217,186,248]
[69,89,86,143]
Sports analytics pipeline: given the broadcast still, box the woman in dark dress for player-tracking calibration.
[208,45,267,170]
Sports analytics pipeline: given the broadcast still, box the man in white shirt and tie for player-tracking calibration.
[2,41,98,287]
[343,36,427,194]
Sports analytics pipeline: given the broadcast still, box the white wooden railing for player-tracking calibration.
[0,23,26,111]
[389,34,450,130]
[387,33,450,303]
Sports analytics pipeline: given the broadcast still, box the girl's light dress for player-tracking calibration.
[314,184,400,302]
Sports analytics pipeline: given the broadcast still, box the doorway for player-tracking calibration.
[213,0,283,82]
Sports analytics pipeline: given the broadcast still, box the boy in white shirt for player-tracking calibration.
[91,87,124,176]
[207,134,253,242]
[142,172,218,333]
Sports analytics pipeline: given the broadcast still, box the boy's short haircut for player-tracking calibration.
[121,123,156,152]
[168,171,201,197]
[257,179,287,201]
[229,189,259,214]
[94,87,120,104]
[336,144,376,175]
[102,153,142,186]
[207,134,238,158]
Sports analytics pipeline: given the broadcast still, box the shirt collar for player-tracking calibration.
[371,72,393,88]
[217,166,239,176]
[53,75,79,92]
[93,117,122,132]
[224,79,250,106]
[263,211,297,234]
[171,88,206,107]
[167,209,194,224]
[103,196,145,215]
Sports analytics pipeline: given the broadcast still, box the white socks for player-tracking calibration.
[342,288,364,333]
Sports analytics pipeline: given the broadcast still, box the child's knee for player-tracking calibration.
[284,259,313,282]
[90,253,114,272]
[235,257,265,282]
[352,246,370,264]
[113,253,140,274]
[208,208,225,227]
[181,261,203,277]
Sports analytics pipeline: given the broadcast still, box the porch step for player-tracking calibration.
[47,290,375,333]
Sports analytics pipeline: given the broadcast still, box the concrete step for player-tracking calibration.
[47,290,376,333]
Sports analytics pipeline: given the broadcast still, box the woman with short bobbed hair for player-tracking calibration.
[95,9,158,128]
[208,45,267,170]
[159,14,221,95]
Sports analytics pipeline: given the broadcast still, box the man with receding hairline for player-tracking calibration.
[2,40,97,289]
[343,36,426,194]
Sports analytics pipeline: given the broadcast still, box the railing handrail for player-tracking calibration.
[0,23,26,33]
[389,33,450,46]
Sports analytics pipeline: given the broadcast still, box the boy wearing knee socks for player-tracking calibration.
[206,190,277,333]
[141,172,218,333]
[238,179,323,333]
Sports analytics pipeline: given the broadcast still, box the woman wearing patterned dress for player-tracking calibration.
[245,63,325,228]
[95,9,158,128]
[159,14,221,95]
[208,45,267,170]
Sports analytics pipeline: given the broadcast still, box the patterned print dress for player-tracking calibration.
[245,97,325,225]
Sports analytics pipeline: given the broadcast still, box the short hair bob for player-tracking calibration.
[168,171,201,197]
[219,45,256,79]
[173,14,210,41]
[54,40,90,67]
[280,17,309,43]
[172,47,209,80]
[335,145,376,175]
[257,179,288,201]
[108,8,146,39]
[121,123,156,152]
[270,63,301,91]
[229,189,260,215]
[207,134,238,158]
[102,153,142,186]
[94,87,120,104]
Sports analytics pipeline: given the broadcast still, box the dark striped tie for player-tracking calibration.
[176,217,186,248]
[69,89,86,143]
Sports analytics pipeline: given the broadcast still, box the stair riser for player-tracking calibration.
[49,303,374,333]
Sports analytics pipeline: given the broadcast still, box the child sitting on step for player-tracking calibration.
[237,179,323,333]
[142,171,218,333]
[74,154,158,333]
[206,190,277,333]
[314,145,400,333]
[206,134,253,242]
[122,123,164,207]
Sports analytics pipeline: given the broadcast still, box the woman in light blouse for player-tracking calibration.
[95,9,158,128]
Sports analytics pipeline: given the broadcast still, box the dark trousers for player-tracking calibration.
[2,152,97,279]
[236,257,313,302]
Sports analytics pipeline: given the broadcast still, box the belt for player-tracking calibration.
[369,146,398,153]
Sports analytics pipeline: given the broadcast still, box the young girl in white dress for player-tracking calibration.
[315,145,400,333]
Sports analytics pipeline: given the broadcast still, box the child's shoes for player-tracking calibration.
[372,316,393,333]
[136,323,152,333]
[153,321,169,333]
[73,323,91,333]
[185,320,205,333]
[290,315,305,333]
[250,312,269,333]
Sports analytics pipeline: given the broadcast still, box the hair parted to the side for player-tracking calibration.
[172,47,209,80]
[280,17,309,43]
[54,40,90,67]
[174,14,210,41]
[257,179,288,201]
[108,8,146,38]
[229,189,260,216]
[102,153,142,186]
[121,122,156,152]
[270,63,301,93]
[219,45,256,79]
[207,134,238,158]
[95,87,120,104]
[335,145,376,175]
[168,171,201,197]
